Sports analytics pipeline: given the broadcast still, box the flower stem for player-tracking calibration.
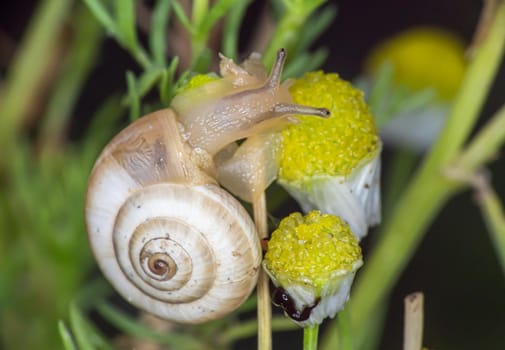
[450,172,505,277]
[454,103,505,173]
[353,0,505,325]
[319,3,505,349]
[477,182,505,277]
[337,308,353,350]
[303,324,320,350]
[253,192,272,350]
[219,316,297,345]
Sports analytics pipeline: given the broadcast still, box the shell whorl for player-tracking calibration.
[85,110,262,323]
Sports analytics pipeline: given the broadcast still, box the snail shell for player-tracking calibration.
[85,49,330,324]
[86,111,261,323]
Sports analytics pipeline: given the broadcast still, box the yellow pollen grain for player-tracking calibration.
[264,211,362,291]
[279,71,379,183]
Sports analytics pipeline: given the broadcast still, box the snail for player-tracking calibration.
[85,49,329,324]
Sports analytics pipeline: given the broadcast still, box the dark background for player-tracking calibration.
[1,1,504,349]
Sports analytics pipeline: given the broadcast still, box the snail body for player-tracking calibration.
[85,49,329,323]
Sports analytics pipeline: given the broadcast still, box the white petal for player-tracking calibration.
[348,150,382,227]
[267,270,360,327]
[380,105,448,152]
[278,150,382,240]
[301,272,357,327]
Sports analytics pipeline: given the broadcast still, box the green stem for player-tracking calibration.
[190,0,208,68]
[454,103,505,173]
[337,308,353,350]
[337,1,505,344]
[304,324,320,350]
[421,4,505,167]
[353,0,505,325]
[351,0,505,325]
[447,104,505,276]
[349,175,453,342]
[192,0,209,27]
[477,182,505,276]
[219,316,297,344]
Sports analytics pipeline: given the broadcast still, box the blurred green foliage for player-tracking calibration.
[1,0,504,350]
[0,0,335,349]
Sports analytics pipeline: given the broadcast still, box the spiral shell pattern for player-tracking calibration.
[85,111,262,323]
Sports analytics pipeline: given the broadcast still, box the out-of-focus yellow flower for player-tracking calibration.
[365,27,466,101]
[263,211,363,326]
[362,27,467,151]
[278,72,382,239]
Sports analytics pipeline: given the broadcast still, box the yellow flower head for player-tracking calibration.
[279,71,380,183]
[265,211,362,291]
[263,211,363,326]
[365,27,466,100]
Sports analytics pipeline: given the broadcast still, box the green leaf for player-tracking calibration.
[59,320,78,350]
[138,69,166,98]
[282,48,328,77]
[192,47,213,73]
[172,1,194,33]
[85,0,151,68]
[263,0,327,67]
[219,315,298,344]
[114,0,138,50]
[192,0,209,28]
[122,67,166,106]
[298,4,337,52]
[159,57,180,104]
[112,0,152,68]
[367,61,394,127]
[222,0,252,59]
[83,0,118,36]
[150,0,172,67]
[69,303,115,350]
[395,88,436,115]
[126,71,140,121]
[198,0,235,36]
[96,302,203,350]
[69,303,96,350]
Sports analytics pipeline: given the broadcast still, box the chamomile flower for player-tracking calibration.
[278,72,382,239]
[263,211,363,327]
[362,27,467,151]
